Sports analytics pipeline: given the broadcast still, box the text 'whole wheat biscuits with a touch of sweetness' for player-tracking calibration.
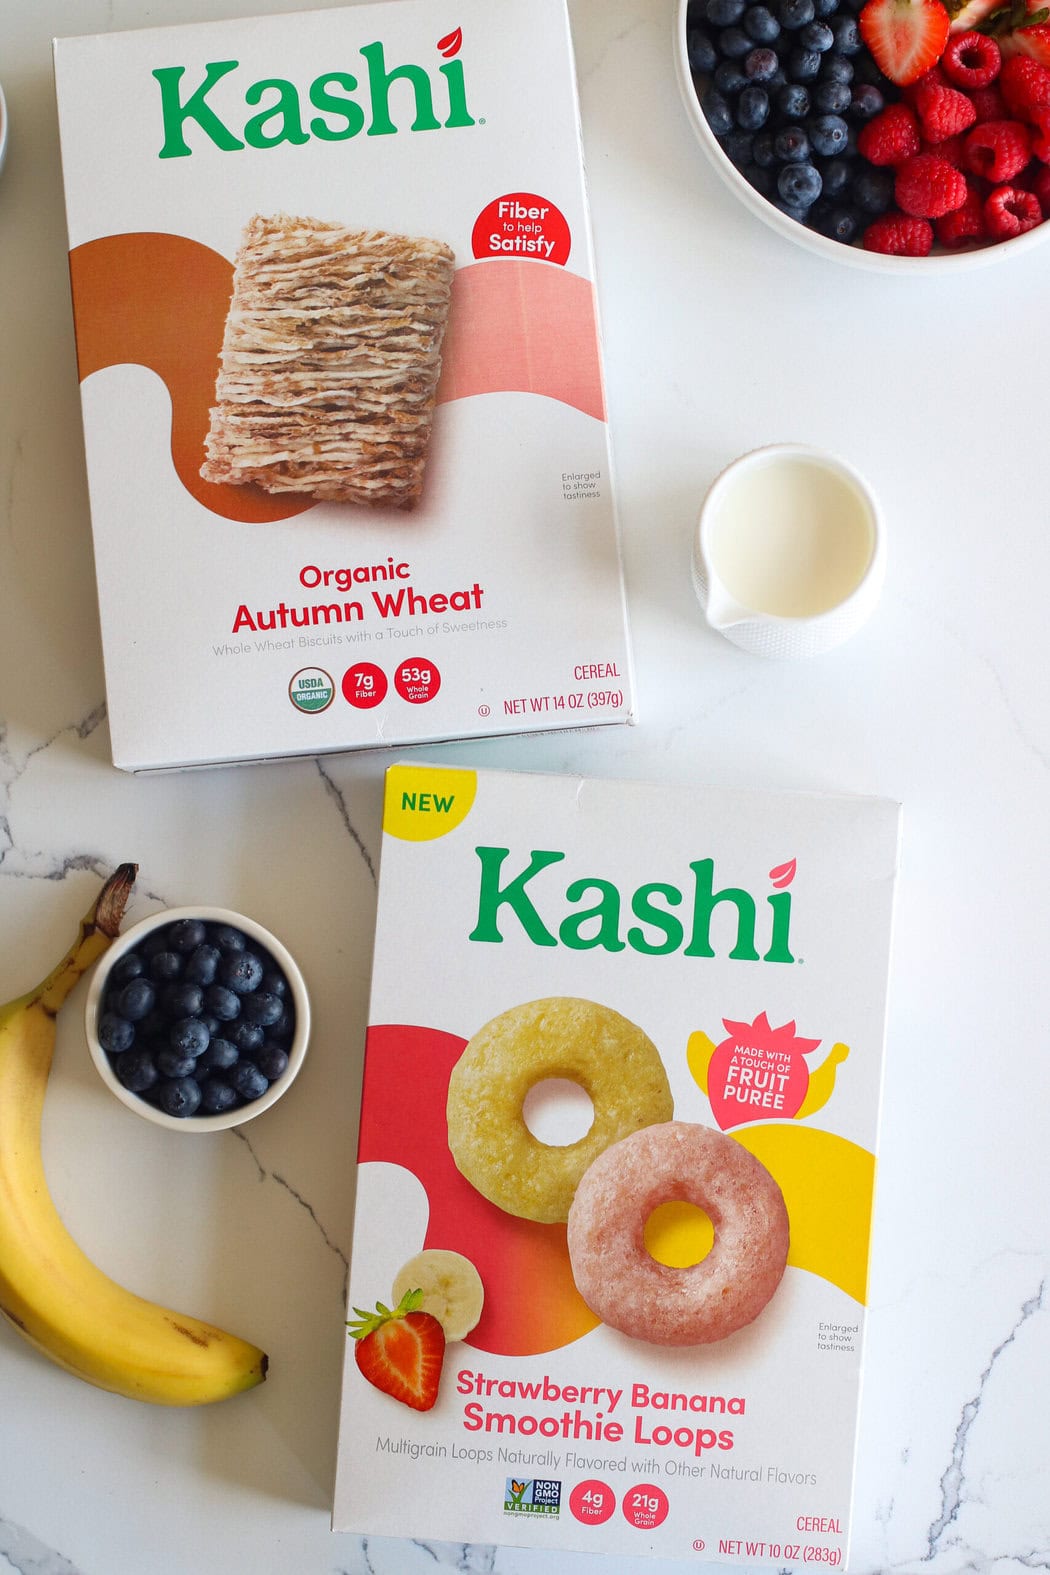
[201,214,455,509]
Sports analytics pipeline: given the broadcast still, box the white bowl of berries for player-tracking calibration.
[85,907,310,1132]
[675,0,1050,268]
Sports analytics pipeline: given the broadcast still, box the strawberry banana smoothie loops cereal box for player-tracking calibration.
[52,0,632,772]
[334,766,902,1565]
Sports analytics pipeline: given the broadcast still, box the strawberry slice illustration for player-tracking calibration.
[348,1289,446,1411]
[769,857,797,889]
[860,0,952,83]
[437,26,463,57]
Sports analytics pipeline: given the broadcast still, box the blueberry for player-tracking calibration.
[774,123,810,160]
[208,924,247,953]
[715,58,749,93]
[160,980,205,1020]
[169,1017,210,1057]
[737,85,771,129]
[203,983,242,1022]
[849,82,884,120]
[818,155,853,197]
[777,159,822,205]
[771,197,811,222]
[227,1019,265,1054]
[98,1011,135,1055]
[149,950,182,982]
[813,0,839,14]
[787,45,822,79]
[269,1004,296,1044]
[184,943,221,986]
[820,54,855,83]
[707,0,747,23]
[816,79,853,116]
[777,0,815,26]
[141,931,171,958]
[800,19,834,50]
[197,1037,239,1072]
[156,1047,199,1078]
[168,918,207,953]
[851,50,891,86]
[720,24,754,56]
[776,82,811,119]
[853,165,895,214]
[136,1007,168,1043]
[753,129,778,165]
[744,4,781,40]
[830,14,862,52]
[219,950,264,996]
[116,977,156,1022]
[157,1077,202,1118]
[746,163,776,197]
[810,201,860,242]
[240,990,284,1028]
[229,1062,269,1102]
[688,26,719,73]
[744,46,779,79]
[808,113,849,154]
[114,1048,157,1092]
[721,129,755,166]
[199,1013,220,1035]
[200,1078,238,1115]
[110,952,145,985]
[261,969,287,998]
[255,1044,289,1082]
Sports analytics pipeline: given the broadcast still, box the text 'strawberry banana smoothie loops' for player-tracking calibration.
[335,764,901,1565]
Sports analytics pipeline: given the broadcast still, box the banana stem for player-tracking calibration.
[36,864,138,1015]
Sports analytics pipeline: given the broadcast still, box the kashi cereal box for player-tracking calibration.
[52,0,632,772]
[333,764,902,1564]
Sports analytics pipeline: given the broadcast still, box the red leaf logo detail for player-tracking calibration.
[437,26,463,57]
[769,858,797,889]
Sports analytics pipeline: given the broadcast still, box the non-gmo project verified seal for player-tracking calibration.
[504,1478,561,1517]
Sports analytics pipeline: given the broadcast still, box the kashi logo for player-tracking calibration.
[153,28,473,159]
[470,851,797,963]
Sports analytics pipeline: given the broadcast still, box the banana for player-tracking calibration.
[391,1248,485,1343]
[0,866,268,1405]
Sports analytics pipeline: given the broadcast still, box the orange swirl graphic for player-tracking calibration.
[68,235,606,526]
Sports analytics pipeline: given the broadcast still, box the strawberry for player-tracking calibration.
[965,116,1033,175]
[862,213,935,250]
[942,28,1003,81]
[915,78,979,135]
[859,0,952,85]
[944,0,1002,29]
[1004,23,1050,66]
[895,149,970,210]
[858,101,923,161]
[976,0,1050,66]
[983,180,1045,228]
[348,1289,446,1412]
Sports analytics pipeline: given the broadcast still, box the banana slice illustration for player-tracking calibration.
[391,1249,485,1344]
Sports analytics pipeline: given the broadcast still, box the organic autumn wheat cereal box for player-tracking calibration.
[334,765,901,1564]
[52,0,631,771]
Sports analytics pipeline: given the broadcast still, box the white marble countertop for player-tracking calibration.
[1,0,1048,1572]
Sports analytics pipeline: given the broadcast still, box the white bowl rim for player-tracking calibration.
[0,82,8,179]
[85,905,310,1133]
[673,0,1050,274]
[695,441,886,626]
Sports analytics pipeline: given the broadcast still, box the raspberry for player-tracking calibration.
[903,65,948,104]
[970,84,1009,124]
[1030,162,1050,214]
[926,132,968,167]
[1000,55,1050,119]
[1030,105,1050,161]
[941,31,1001,90]
[984,184,1044,237]
[895,152,968,216]
[857,102,921,165]
[862,214,934,254]
[965,119,1032,182]
[934,183,986,245]
[915,80,977,141]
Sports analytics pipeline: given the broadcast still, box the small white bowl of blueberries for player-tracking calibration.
[675,0,1050,268]
[86,908,310,1131]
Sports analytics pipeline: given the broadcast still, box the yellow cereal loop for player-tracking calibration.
[384,766,477,841]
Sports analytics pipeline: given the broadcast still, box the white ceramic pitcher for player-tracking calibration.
[692,444,885,660]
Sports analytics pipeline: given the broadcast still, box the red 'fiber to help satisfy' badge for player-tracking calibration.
[472,193,571,265]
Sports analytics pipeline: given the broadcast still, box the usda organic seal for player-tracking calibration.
[289,668,335,713]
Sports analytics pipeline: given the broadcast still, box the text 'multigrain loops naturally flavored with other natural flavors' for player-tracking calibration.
[334,765,901,1564]
[52,0,632,771]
